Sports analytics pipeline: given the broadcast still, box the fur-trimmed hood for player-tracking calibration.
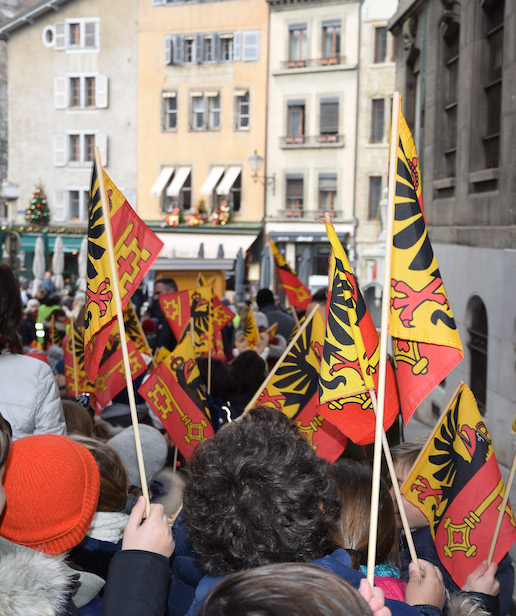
[0,538,104,615]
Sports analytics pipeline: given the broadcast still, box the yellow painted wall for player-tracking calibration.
[137,0,269,223]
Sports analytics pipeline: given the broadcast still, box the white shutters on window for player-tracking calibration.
[53,135,66,166]
[242,30,260,62]
[54,22,65,50]
[53,191,67,222]
[96,75,108,108]
[233,32,241,61]
[54,77,67,109]
[95,133,108,166]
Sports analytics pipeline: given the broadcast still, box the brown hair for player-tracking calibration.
[70,435,128,512]
[330,460,398,570]
[199,562,372,616]
[0,413,12,467]
[0,263,23,353]
[62,400,94,437]
[390,436,428,475]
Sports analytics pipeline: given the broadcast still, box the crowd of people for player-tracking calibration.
[0,262,511,615]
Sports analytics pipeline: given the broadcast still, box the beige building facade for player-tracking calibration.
[354,0,397,325]
[264,0,359,292]
[138,0,268,267]
[0,0,139,226]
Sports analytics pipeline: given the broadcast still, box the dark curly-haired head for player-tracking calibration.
[0,263,23,353]
[184,407,340,575]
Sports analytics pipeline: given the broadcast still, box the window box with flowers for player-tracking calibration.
[186,199,208,226]
[210,200,232,226]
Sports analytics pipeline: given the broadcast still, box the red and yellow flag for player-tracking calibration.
[160,286,213,355]
[63,322,96,401]
[95,337,147,408]
[84,162,163,381]
[122,302,152,357]
[389,112,463,423]
[269,239,311,310]
[402,384,516,588]
[243,307,259,349]
[256,310,347,462]
[317,222,400,445]
[138,336,214,460]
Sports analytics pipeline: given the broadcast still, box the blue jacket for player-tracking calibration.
[185,549,440,616]
[168,513,206,616]
[400,526,512,616]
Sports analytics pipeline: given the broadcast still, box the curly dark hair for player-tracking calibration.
[0,263,23,353]
[183,407,340,575]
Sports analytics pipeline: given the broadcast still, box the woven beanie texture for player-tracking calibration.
[0,434,100,555]
[108,425,167,488]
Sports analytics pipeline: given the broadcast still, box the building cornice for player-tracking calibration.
[267,0,356,9]
[388,0,424,32]
[0,0,71,40]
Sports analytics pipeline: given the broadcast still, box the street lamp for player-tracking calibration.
[248,151,276,195]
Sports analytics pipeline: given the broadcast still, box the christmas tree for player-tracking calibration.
[25,184,50,226]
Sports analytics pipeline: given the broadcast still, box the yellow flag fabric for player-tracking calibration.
[243,308,259,349]
[317,222,399,445]
[256,309,347,462]
[84,161,163,380]
[388,111,462,422]
[402,384,516,587]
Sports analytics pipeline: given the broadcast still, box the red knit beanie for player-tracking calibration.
[0,434,100,555]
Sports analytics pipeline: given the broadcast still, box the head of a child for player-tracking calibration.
[0,413,13,516]
[0,434,100,554]
[390,437,429,529]
[330,459,398,570]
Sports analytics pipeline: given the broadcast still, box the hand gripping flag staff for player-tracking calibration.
[84,148,163,510]
[402,384,516,588]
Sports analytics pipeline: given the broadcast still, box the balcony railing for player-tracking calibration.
[278,209,338,220]
[279,56,347,70]
[280,134,344,148]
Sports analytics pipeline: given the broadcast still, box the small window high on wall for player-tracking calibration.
[467,295,488,415]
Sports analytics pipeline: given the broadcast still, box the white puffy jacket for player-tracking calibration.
[0,351,66,440]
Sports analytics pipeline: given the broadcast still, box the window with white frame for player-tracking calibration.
[370,99,385,143]
[184,36,195,63]
[191,93,205,129]
[53,189,89,222]
[162,92,178,130]
[285,175,304,215]
[190,91,220,130]
[207,93,220,129]
[235,90,249,129]
[318,174,337,212]
[220,34,234,61]
[53,132,107,167]
[288,23,307,64]
[321,20,340,62]
[203,35,213,62]
[54,19,99,52]
[54,74,108,109]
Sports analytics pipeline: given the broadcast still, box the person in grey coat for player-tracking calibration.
[0,263,66,440]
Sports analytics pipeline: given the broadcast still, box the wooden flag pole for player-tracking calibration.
[94,147,151,514]
[290,305,300,329]
[243,304,320,413]
[488,449,516,564]
[70,316,79,396]
[369,388,418,564]
[366,92,402,586]
[172,445,179,474]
